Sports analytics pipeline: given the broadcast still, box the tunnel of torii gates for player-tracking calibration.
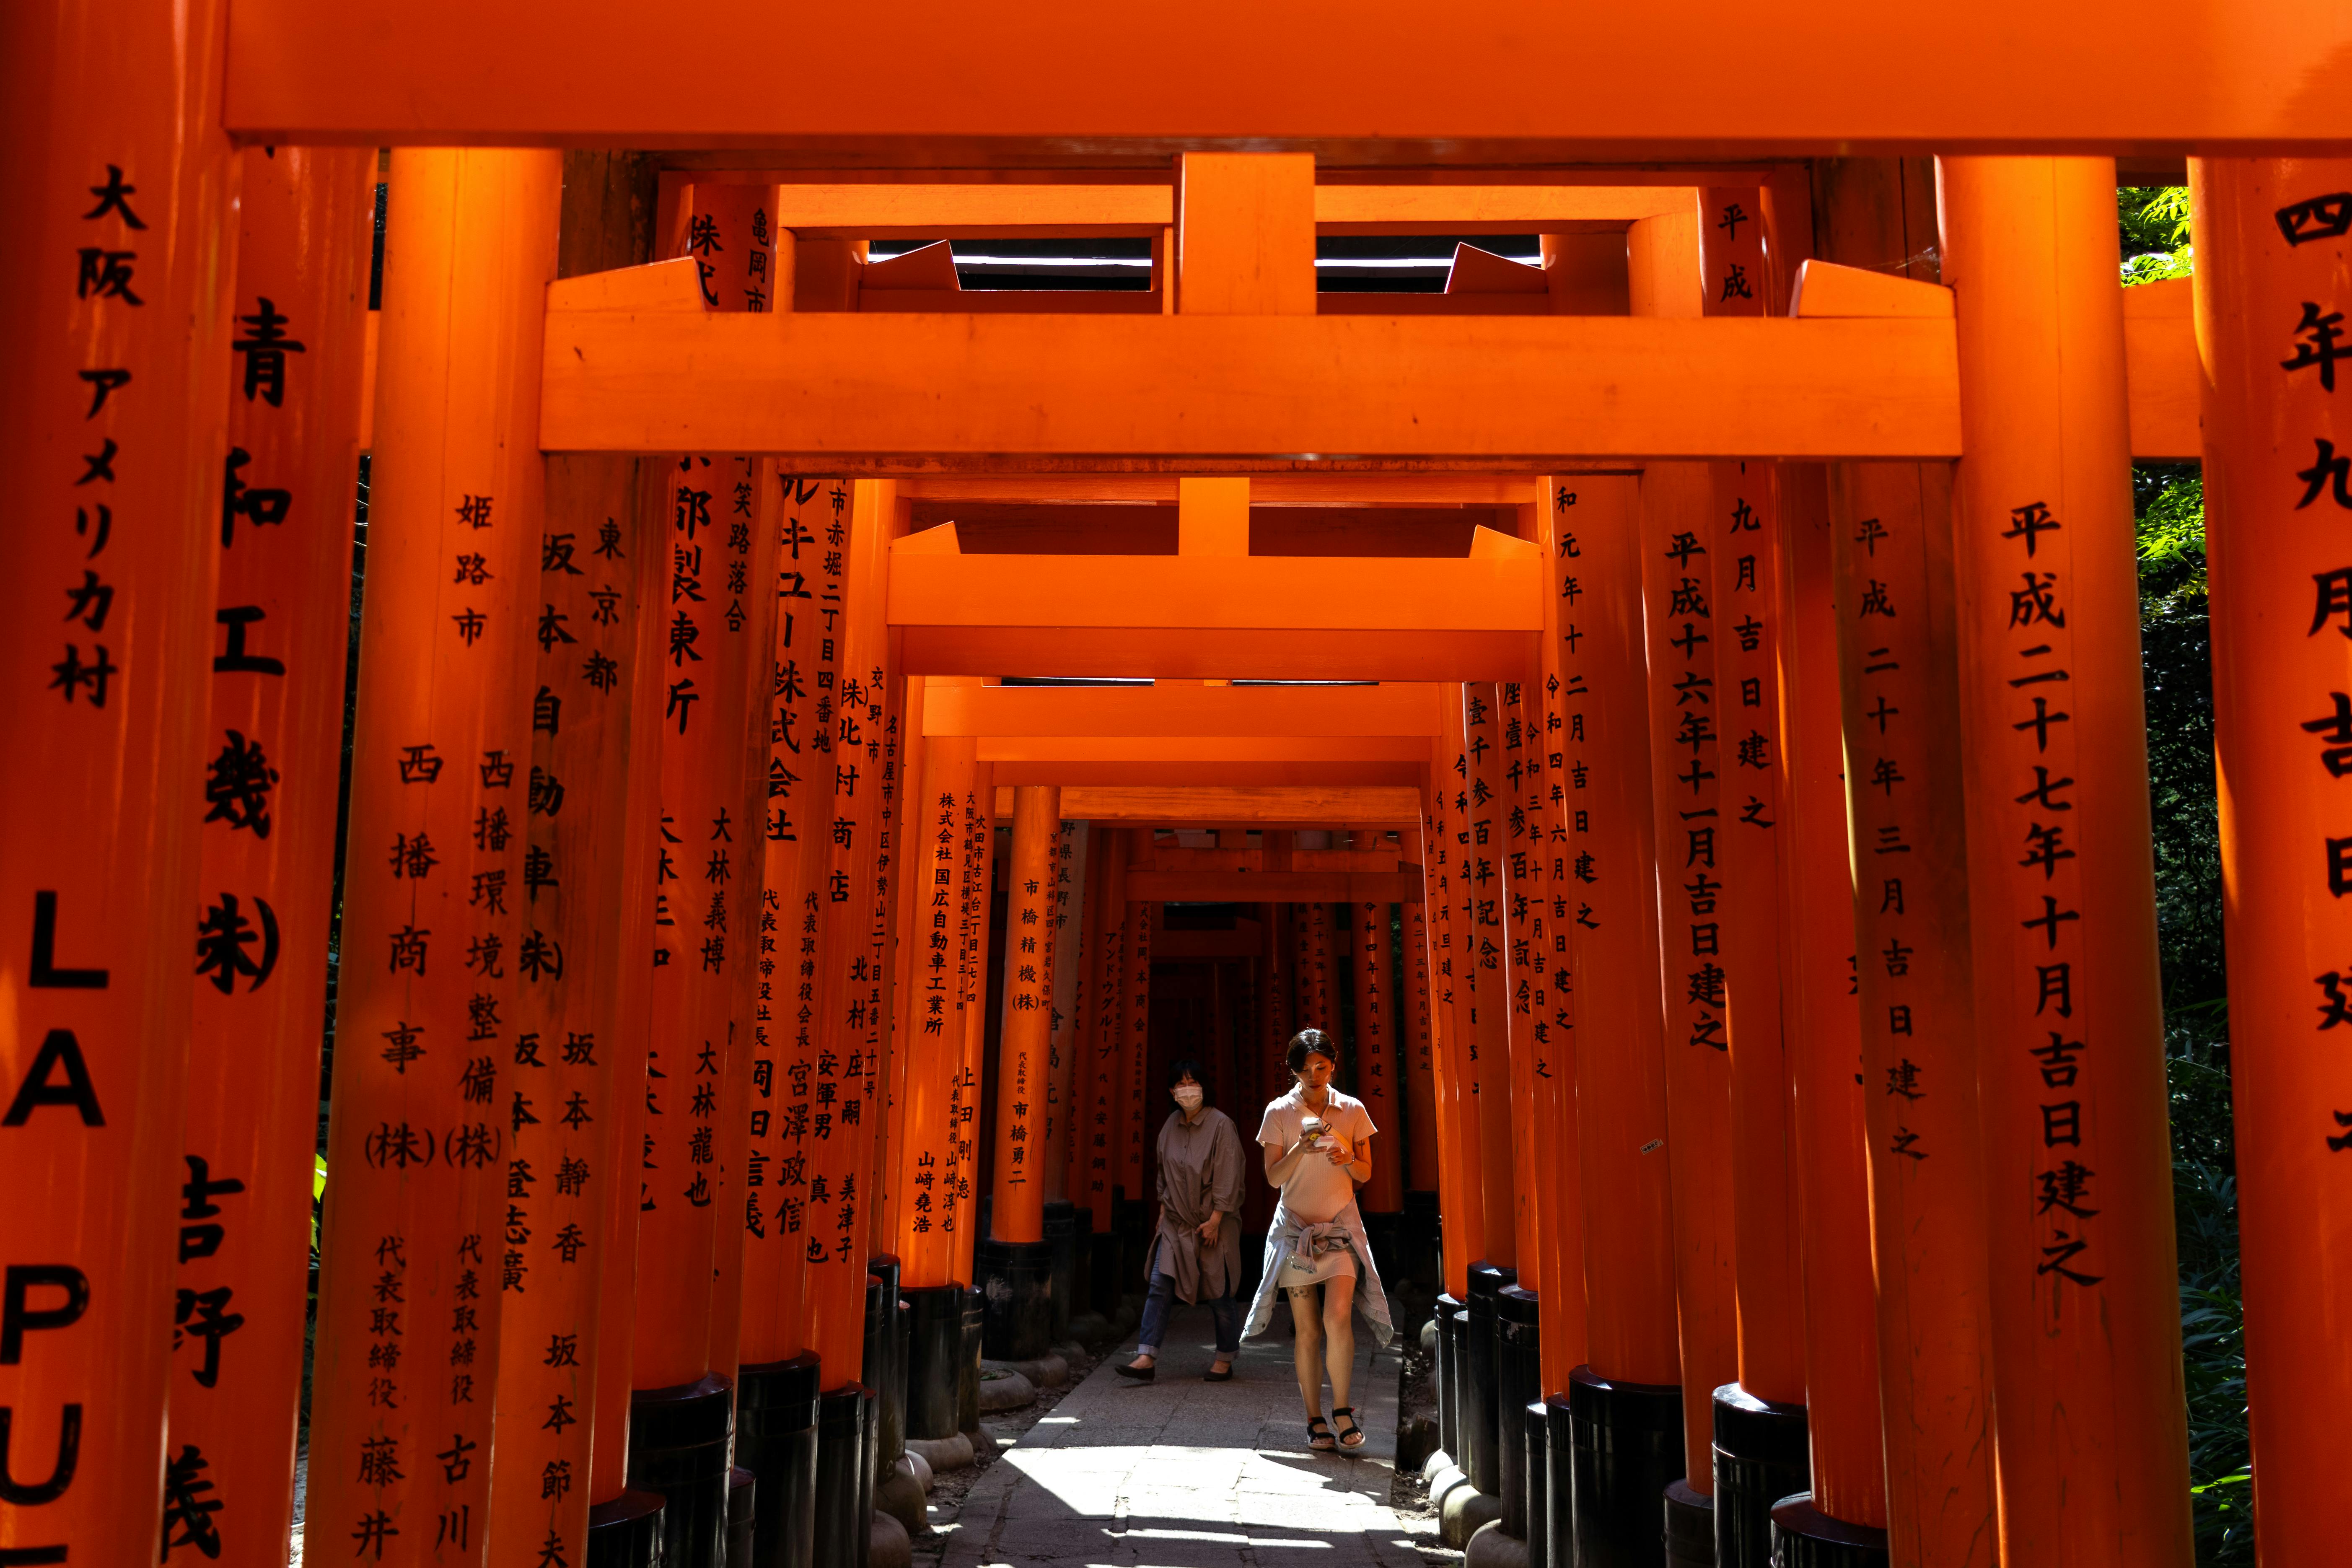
[11,5,2352,1568]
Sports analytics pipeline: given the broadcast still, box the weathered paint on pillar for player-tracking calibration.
[1350,889,1404,1213]
[1774,467,1886,1528]
[0,5,234,1560]
[484,381,656,1568]
[1117,864,1155,1208]
[743,473,837,1366]
[991,786,1060,1244]
[1558,477,1681,1387]
[167,144,369,1568]
[1826,460,1997,1565]
[1530,477,1590,1387]
[1402,902,1440,1196]
[1639,461,1739,1485]
[304,146,560,1568]
[1462,684,1518,1273]
[2192,155,2352,1566]
[1939,156,2194,1566]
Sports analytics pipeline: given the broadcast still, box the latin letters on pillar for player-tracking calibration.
[0,1032,105,1127]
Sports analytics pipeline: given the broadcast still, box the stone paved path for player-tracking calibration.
[937,1311,1429,1568]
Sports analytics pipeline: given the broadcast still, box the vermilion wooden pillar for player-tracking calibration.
[745,474,839,1372]
[1430,698,1487,1296]
[1402,902,1441,1195]
[1769,468,1888,1542]
[1116,864,1156,1269]
[1527,477,1589,1394]
[0,7,233,1562]
[1462,685,1519,1279]
[588,447,671,1531]
[951,762,998,1292]
[1350,888,1404,1214]
[1558,475,1686,1563]
[901,705,979,1286]
[1043,821,1088,1208]
[304,147,560,1568]
[2191,156,2352,1567]
[988,786,1060,1247]
[1495,684,1547,1296]
[1826,461,1998,1566]
[167,145,369,1568]
[1700,193,1809,1534]
[1081,830,1129,1226]
[1637,459,1741,1508]
[483,378,657,1568]
[1940,156,2194,1568]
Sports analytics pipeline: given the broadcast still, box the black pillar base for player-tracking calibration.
[977,1237,1056,1361]
[857,1385,879,1565]
[583,1488,664,1568]
[1522,1401,1550,1567]
[902,1284,967,1441]
[1567,1366,1684,1568]
[1543,1394,1574,1568]
[1663,1479,1714,1567]
[728,1466,756,1567]
[957,1287,985,1432]
[1496,1285,1541,1536]
[626,1373,736,1568]
[1768,1494,1891,1568]
[1044,1200,1078,1342]
[1711,1384,1808,1568]
[867,1259,905,1467]
[1463,1261,1517,1495]
[1403,1190,1443,1292]
[812,1385,869,1568]
[737,1352,821,1568]
[1435,1293,1466,1462]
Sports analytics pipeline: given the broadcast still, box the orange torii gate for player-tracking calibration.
[9,9,2352,1568]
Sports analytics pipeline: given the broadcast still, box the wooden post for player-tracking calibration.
[743,473,839,1367]
[0,5,233,1560]
[1771,466,1888,1537]
[1700,191,1807,1429]
[1939,156,2194,1567]
[1083,831,1129,1226]
[1044,821,1089,1208]
[1556,474,1685,1557]
[2191,156,2352,1565]
[989,787,1060,1246]
[1461,686,1519,1277]
[1430,697,1488,1293]
[165,144,370,1568]
[1826,459,1998,1564]
[1173,153,1316,317]
[951,758,999,1291]
[1528,478,1590,1392]
[303,147,560,1568]
[1117,860,1155,1242]
[900,693,979,1287]
[1637,457,1740,1501]
[1402,902,1441,1197]
[1350,886,1404,1214]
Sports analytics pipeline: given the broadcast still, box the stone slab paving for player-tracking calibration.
[939,1315,1430,1568]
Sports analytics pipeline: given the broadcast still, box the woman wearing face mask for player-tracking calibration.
[1116,1060,1247,1382]
[1242,1028,1393,1452]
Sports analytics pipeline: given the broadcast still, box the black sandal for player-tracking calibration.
[1203,1361,1234,1382]
[1330,1406,1365,1450]
[1306,1416,1335,1451]
[1114,1359,1155,1382]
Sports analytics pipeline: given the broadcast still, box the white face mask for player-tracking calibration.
[1172,1086,1204,1111]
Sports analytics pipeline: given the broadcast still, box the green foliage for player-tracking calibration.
[2133,457,2246,1563]
[2121,185,2195,285]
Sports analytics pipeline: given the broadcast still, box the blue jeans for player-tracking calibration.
[1136,1270,1243,1357]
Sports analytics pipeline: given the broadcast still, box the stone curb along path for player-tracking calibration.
[936,1327,1432,1566]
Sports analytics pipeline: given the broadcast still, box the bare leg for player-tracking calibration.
[1323,1272,1357,1413]
[1287,1286,1325,1419]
